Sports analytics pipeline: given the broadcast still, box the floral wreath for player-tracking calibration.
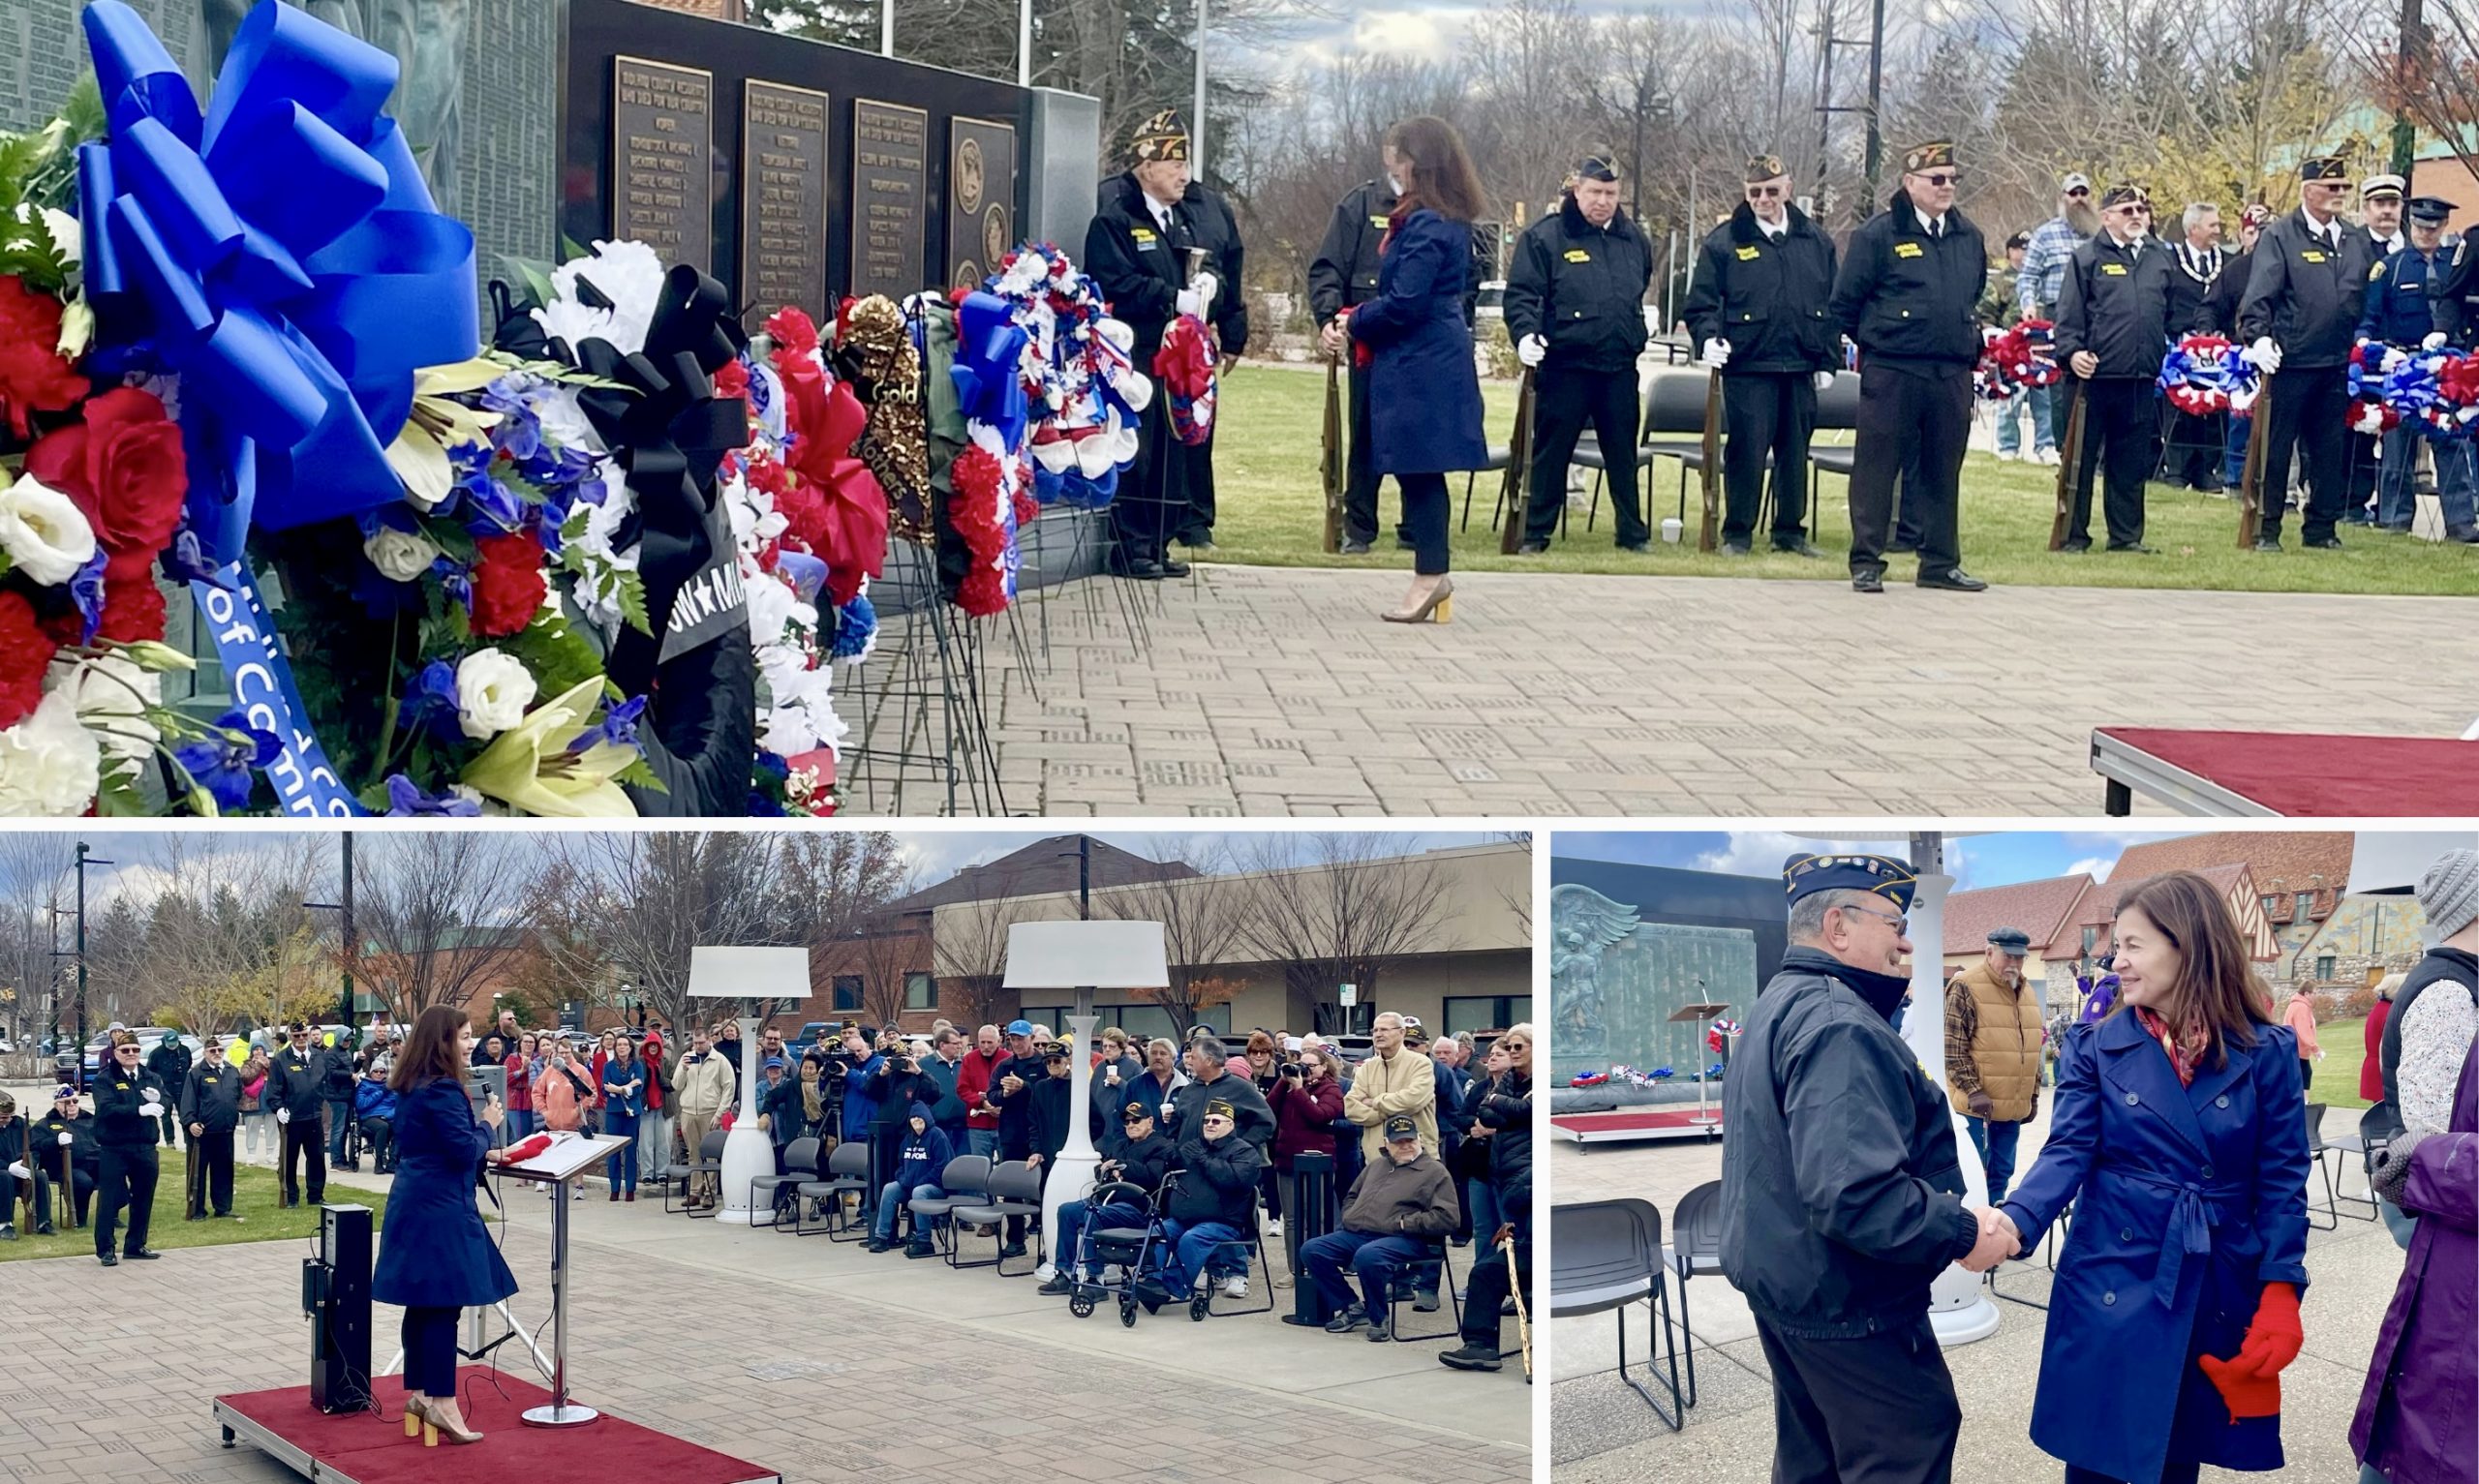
[982,243,1149,510]
[2156,334,2261,418]
[1975,319,2064,403]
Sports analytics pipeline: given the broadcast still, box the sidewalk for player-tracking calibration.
[1548,1105,2389,1479]
[853,565,2478,816]
[0,1153,1527,1484]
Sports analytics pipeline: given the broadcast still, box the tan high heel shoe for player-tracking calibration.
[1381,574,1453,624]
[421,1395,484,1446]
[403,1394,427,1439]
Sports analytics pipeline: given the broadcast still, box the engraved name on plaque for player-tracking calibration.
[740,80,831,326]
[612,56,715,271]
[850,99,929,300]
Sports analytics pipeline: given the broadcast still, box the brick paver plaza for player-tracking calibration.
[849,565,2478,817]
[0,1165,1529,1484]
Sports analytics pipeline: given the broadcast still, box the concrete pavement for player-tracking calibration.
[843,565,2479,816]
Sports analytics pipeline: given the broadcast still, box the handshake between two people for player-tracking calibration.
[1959,1205,2023,1273]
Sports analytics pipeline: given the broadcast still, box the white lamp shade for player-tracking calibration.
[687,945,811,1001]
[1002,921,1168,990]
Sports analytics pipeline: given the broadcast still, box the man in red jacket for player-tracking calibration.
[957,1023,1007,1160]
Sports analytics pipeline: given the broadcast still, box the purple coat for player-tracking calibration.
[2351,1041,2477,1483]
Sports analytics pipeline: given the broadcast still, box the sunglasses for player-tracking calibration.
[1746,184,1786,199]
[2065,186,2091,197]
[1909,171,1960,188]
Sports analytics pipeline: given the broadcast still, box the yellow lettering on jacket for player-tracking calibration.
[2099,262,2127,276]
[1131,227,1157,243]
[1563,249,1591,263]
[1894,241,1925,258]
[1735,245,1762,260]
[1370,215,1390,228]
[2301,250,2326,263]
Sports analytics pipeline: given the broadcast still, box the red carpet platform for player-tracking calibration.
[2092,727,2479,817]
[1551,1106,1725,1146]
[214,1367,776,1483]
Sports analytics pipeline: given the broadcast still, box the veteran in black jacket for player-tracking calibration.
[2053,185,2194,552]
[143,1034,191,1146]
[180,1043,244,1219]
[264,1023,329,1207]
[1503,154,1655,553]
[90,1037,166,1264]
[2235,154,2378,550]
[1684,156,1842,555]
[1721,853,2013,1484]
[1828,141,1990,592]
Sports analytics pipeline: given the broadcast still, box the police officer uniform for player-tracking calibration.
[1719,853,1977,1484]
[181,1050,244,1219]
[143,1034,190,1147]
[1504,154,1655,553]
[1683,154,1841,556]
[91,1045,166,1264]
[2235,155,2377,549]
[2433,223,2479,348]
[1828,141,1990,591]
[2361,197,2479,541]
[2341,174,2409,523]
[2054,183,2192,551]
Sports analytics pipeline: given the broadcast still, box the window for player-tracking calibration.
[904,972,934,1011]
[2261,894,2280,918]
[1313,1002,1374,1037]
[2295,893,2314,922]
[1442,996,1532,1037]
[831,975,863,1013]
[2314,955,2336,982]
[2080,925,2099,955]
[1013,1004,1228,1044]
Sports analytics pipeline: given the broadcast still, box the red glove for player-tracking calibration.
[2197,1282,2302,1421]
[503,1133,554,1164]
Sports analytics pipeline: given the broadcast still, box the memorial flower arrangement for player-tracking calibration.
[1975,318,2063,402]
[2346,339,2404,435]
[983,243,1149,509]
[2156,333,2261,417]
[944,286,1038,616]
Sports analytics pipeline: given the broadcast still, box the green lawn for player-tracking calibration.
[2314,1015,2373,1113]
[1204,364,2479,595]
[2,1162,383,1261]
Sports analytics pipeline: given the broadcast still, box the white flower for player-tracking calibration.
[363,526,444,583]
[745,567,800,646]
[0,474,97,586]
[453,648,537,741]
[48,653,160,769]
[535,239,665,356]
[534,383,606,457]
[43,207,78,266]
[0,689,103,817]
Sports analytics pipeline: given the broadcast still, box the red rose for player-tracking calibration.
[24,385,187,555]
[97,548,166,643]
[762,307,819,359]
[0,277,88,439]
[713,357,749,401]
[0,590,61,729]
[471,530,547,637]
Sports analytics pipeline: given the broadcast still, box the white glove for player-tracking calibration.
[1812,370,1836,392]
[2423,331,2450,351]
[1176,287,1204,318]
[7,1161,26,1179]
[1191,271,1219,310]
[57,1132,73,1147]
[2246,336,2283,375]
[140,1088,161,1106]
[1700,338,1732,370]
[1517,334,1546,369]
[276,1107,291,1125]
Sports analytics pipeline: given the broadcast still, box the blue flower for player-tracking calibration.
[396,659,464,746]
[830,592,877,660]
[566,693,645,754]
[68,550,106,644]
[174,710,281,812]
[383,774,481,817]
[158,524,224,588]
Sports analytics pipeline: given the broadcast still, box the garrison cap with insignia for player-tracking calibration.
[1576,151,1620,183]
[1131,108,1190,164]
[2299,154,2350,183]
[1987,926,2032,955]
[2360,172,2405,200]
[2408,196,2454,225]
[1205,1099,1236,1121]
[2100,182,2149,209]
[1903,140,1956,173]
[1746,154,1787,183]
[1782,852,1919,910]
[2241,202,2273,228]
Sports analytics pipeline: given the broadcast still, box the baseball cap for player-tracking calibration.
[52,1085,77,1102]
[762,1056,785,1071]
[1005,1019,1034,1038]
[1122,1101,1153,1123]
[1384,1113,1421,1142]
[2062,171,2092,193]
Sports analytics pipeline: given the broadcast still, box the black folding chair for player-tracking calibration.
[750,1136,819,1228]
[1551,1197,1682,1432]
[946,1159,1037,1273]
[792,1140,872,1238]
[904,1153,991,1251]
[2304,1102,2371,1227]
[1379,1238,1459,1342]
[662,1131,728,1217]
[1666,1180,1724,1407]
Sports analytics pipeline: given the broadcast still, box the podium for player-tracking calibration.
[492,1133,632,1427]
[1667,1002,1730,1128]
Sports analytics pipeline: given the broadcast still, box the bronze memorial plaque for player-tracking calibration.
[850,99,930,300]
[947,116,1019,290]
[612,56,716,271]
[740,80,831,327]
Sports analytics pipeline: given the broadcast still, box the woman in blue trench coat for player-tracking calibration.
[373,1005,518,1446]
[1327,114,1489,625]
[1997,869,2311,1484]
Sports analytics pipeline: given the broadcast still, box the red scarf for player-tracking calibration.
[2133,1005,2209,1088]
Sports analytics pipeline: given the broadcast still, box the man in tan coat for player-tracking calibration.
[1944,926,2044,1202]
[1342,1013,1437,1159]
[670,1027,736,1209]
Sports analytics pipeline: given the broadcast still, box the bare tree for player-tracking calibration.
[1093,837,1255,1039]
[852,919,927,1027]
[352,833,537,1026]
[930,898,1015,1029]
[1233,835,1461,1033]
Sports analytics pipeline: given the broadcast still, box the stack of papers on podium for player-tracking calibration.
[501,1131,626,1182]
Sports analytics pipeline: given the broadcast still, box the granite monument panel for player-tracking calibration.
[612,54,717,270]
[850,99,929,301]
[740,79,832,326]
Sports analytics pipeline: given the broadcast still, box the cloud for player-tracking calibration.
[2066,856,2116,884]
[1693,830,1910,879]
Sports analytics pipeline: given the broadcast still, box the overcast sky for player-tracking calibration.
[1264,0,1686,68]
[1552,830,2227,893]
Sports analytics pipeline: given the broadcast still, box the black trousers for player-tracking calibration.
[1401,472,1450,576]
[1524,363,1648,546]
[2065,378,2154,547]
[1339,360,1400,546]
[1755,1314,1962,1484]
[2160,405,2225,488]
[95,1143,158,1257]
[1109,395,1176,565]
[193,1127,235,1215]
[1459,1227,1529,1348]
[155,1109,180,1146]
[1722,372,1818,545]
[402,1305,461,1398]
[2258,365,2350,542]
[279,1115,325,1205]
[1174,424,1218,545]
[24,1164,96,1226]
[1850,364,1971,578]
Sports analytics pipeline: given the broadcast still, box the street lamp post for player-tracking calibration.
[304,832,357,1027]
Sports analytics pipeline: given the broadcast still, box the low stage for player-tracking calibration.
[1550,1105,1726,1147]
[215,1367,777,1484]
[2092,726,2479,817]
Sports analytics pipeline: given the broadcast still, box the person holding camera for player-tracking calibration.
[869,1037,938,1216]
[1269,1045,1345,1243]
[534,1040,596,1200]
[671,1028,735,1211]
[91,1036,167,1266]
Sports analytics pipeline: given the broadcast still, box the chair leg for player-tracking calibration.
[1458,471,1475,532]
[1610,1287,1684,1432]
[2306,1153,2339,1231]
[1586,471,1603,532]
[2335,1152,2380,1222]
[1674,1271,1699,1409]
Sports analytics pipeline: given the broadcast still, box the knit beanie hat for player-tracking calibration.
[2417,848,2479,939]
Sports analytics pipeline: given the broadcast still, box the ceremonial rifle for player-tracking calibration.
[1698,367,1724,552]
[185,1114,202,1221]
[1499,369,1537,555]
[1320,350,1345,554]
[2048,379,2090,551]
[2237,379,2272,548]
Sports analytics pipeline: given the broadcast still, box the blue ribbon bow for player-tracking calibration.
[77,0,477,563]
[950,290,1030,451]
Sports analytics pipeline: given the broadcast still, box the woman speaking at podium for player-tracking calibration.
[376,1005,516,1446]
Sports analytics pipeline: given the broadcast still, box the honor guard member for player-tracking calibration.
[2363,197,2479,541]
[2053,183,2188,552]
[1169,174,1248,554]
[2236,154,2377,550]
[1829,141,1990,592]
[1086,109,1219,581]
[143,1030,190,1146]
[181,1038,244,1220]
[30,1086,100,1228]
[1684,154,1841,556]
[1504,151,1656,554]
[91,1036,165,1265]
[1720,854,2011,1484]
[2432,209,2479,348]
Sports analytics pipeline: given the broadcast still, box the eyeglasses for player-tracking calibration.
[2065,186,2091,197]
[1913,171,1960,188]
[1836,901,1911,935]
[1746,185,1786,199]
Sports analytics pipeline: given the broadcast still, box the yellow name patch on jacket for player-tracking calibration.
[2300,249,2326,263]
[1735,245,1762,260]
[1894,241,1925,258]
[1131,227,1157,243]
[1563,249,1591,263]
[1370,215,1390,228]
[2099,262,2127,276]
[2370,262,2387,282]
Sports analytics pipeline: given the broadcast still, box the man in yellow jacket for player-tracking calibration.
[1343,1013,1437,1159]
[670,1028,737,1210]
[1943,926,2043,1202]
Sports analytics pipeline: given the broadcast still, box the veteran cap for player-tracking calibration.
[1204,1099,1236,1122]
[1987,926,2033,955]
[1574,150,1620,183]
[1782,852,1920,911]
[2408,196,2454,226]
[1904,141,1956,173]
[2300,154,2351,184]
[1122,1100,1154,1123]
[1745,153,1787,183]
[2361,172,2405,200]
[2100,182,2149,209]
[1131,108,1190,164]
[1384,1113,1422,1142]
